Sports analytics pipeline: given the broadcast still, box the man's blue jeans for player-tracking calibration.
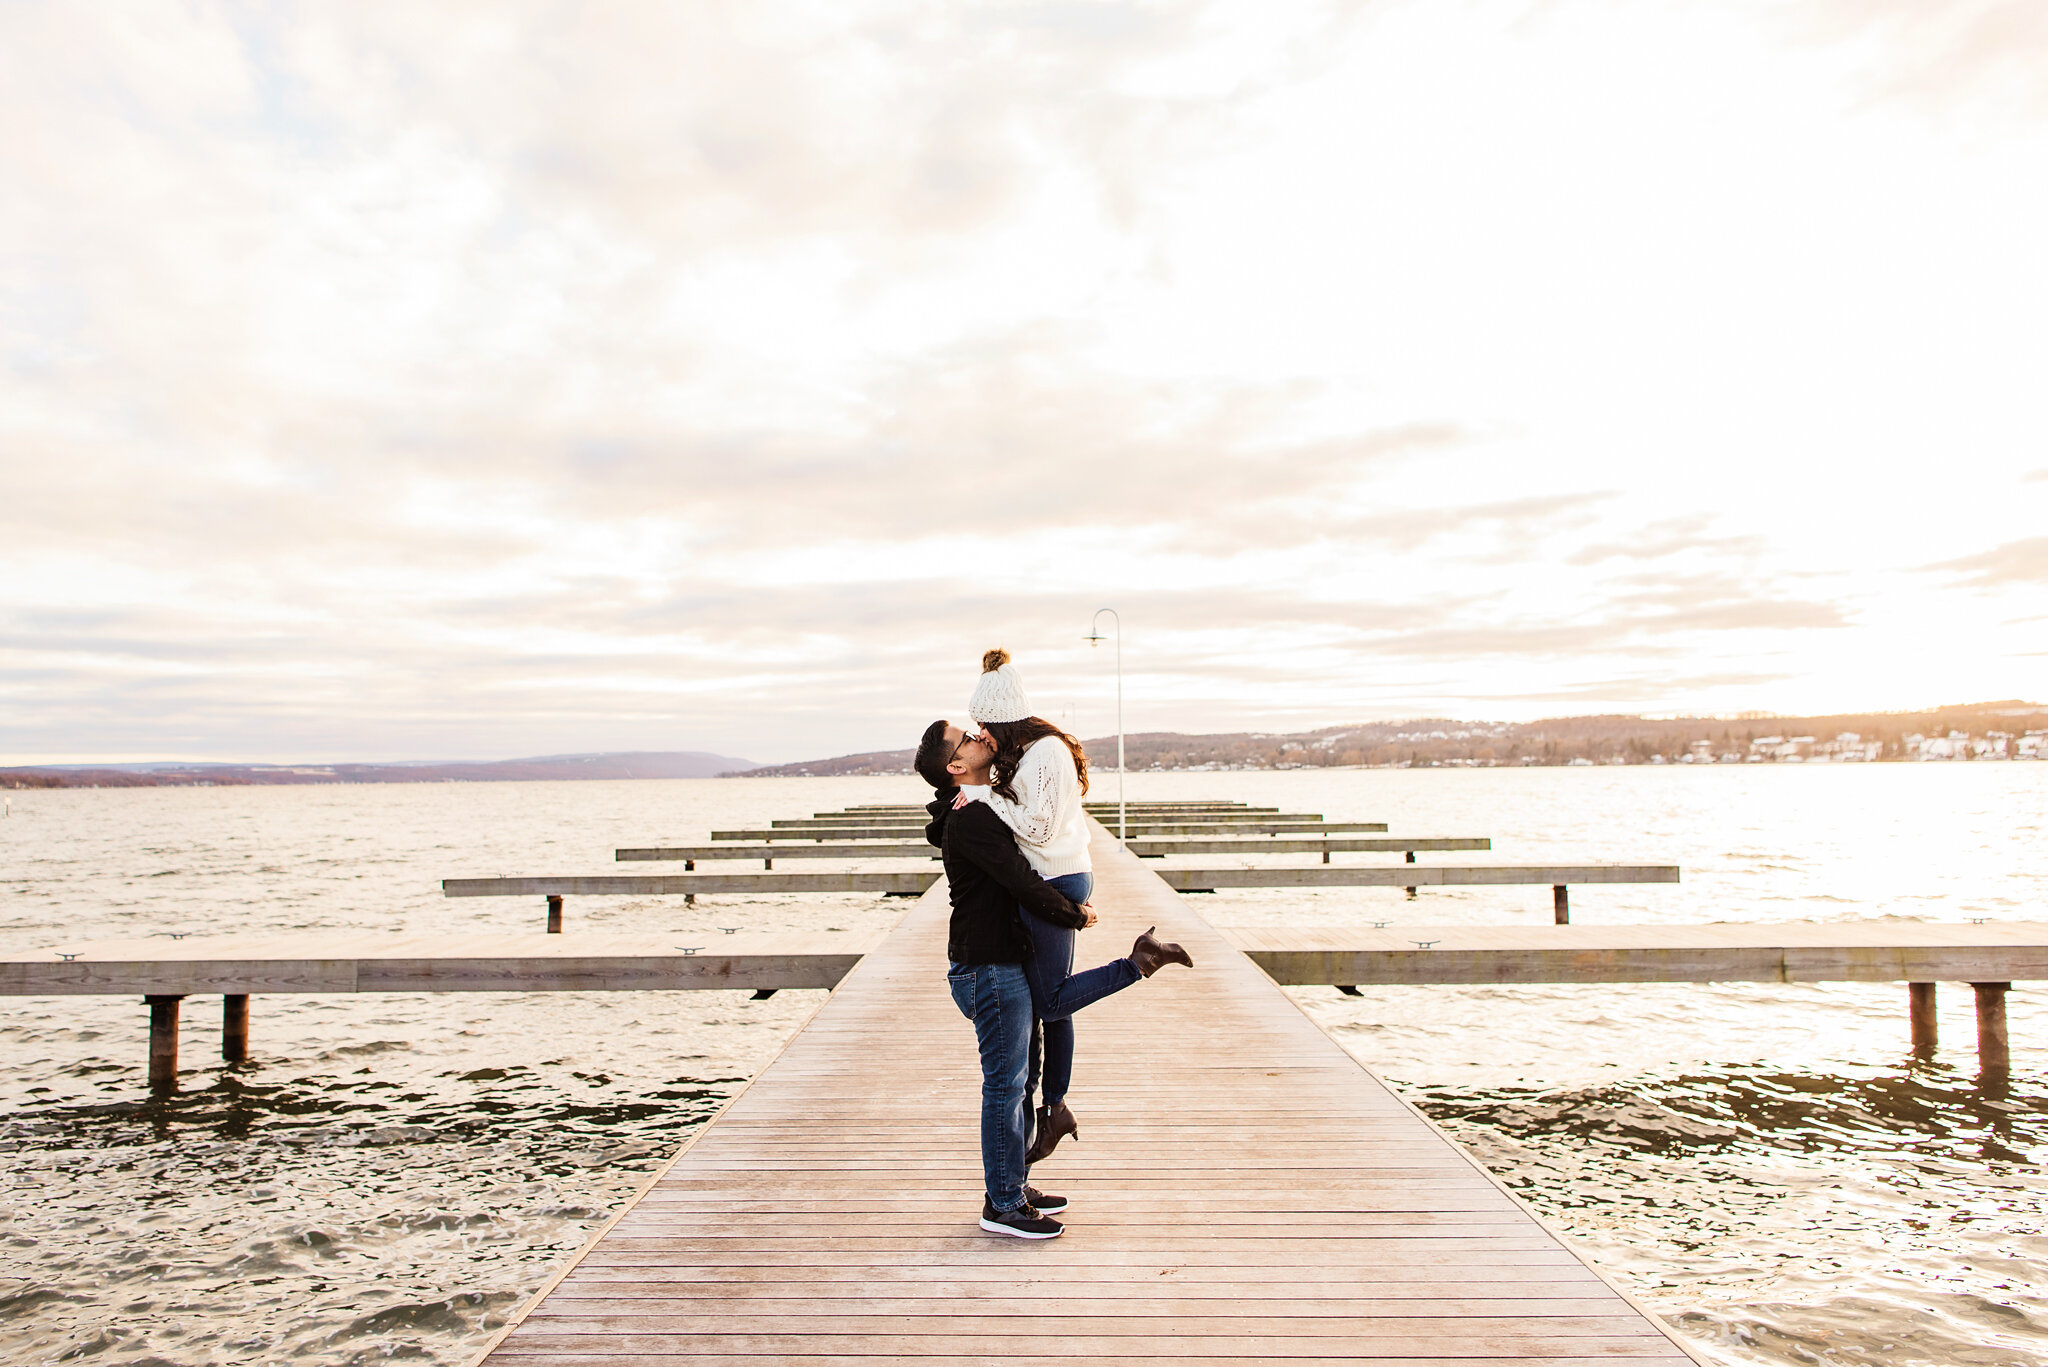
[946,960,1033,1213]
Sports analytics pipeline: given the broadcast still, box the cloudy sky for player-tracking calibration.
[4,1,2045,765]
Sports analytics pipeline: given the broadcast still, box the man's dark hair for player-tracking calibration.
[913,719,953,789]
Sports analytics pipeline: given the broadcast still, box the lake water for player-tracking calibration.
[2,765,2045,1365]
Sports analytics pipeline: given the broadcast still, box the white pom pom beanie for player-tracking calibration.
[968,649,1032,725]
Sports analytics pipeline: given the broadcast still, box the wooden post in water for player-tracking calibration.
[146,994,183,1090]
[546,895,563,934]
[1553,884,1569,924]
[222,994,249,1063]
[1974,982,2010,1077]
[1909,982,1937,1057]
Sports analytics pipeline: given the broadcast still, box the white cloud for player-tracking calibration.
[2,0,2045,763]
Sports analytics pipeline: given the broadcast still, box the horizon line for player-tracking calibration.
[6,698,2042,771]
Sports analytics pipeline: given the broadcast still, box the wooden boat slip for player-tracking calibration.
[1156,865,1680,892]
[840,804,1284,816]
[8,926,2039,1000]
[439,867,1671,899]
[711,822,1393,840]
[469,818,1703,1366]
[1226,921,2048,986]
[618,844,942,862]
[768,812,1326,829]
[0,932,876,996]
[443,872,943,897]
[14,919,2032,998]
[1126,837,1491,856]
[613,837,1492,862]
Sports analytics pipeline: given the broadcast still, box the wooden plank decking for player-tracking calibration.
[473,820,1700,1366]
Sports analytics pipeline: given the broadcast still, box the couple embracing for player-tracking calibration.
[916,649,1193,1240]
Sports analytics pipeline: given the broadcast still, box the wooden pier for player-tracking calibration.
[11,791,2037,1361]
[9,795,2027,1100]
[467,821,1706,1366]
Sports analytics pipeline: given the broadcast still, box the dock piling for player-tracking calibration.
[222,993,249,1063]
[1910,981,1937,1057]
[145,994,182,1090]
[545,894,563,934]
[1974,982,2011,1077]
[1554,884,1570,924]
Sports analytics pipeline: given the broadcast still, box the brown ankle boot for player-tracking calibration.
[1026,1100,1078,1164]
[1131,925,1194,977]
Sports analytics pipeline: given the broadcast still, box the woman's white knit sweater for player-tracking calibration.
[961,735,1092,878]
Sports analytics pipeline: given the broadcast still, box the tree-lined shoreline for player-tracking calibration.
[7,701,2042,788]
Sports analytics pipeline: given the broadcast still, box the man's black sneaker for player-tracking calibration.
[1023,1185,1067,1214]
[979,1199,1063,1239]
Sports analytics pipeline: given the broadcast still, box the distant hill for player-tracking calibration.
[11,700,2044,789]
[731,701,2048,775]
[735,746,922,778]
[0,750,760,788]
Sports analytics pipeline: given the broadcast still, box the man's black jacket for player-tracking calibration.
[924,786,1087,965]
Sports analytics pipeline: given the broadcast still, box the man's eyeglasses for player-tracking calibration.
[949,729,985,764]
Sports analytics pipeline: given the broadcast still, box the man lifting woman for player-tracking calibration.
[916,649,1192,1239]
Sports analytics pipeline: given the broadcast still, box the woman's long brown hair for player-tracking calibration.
[984,717,1089,802]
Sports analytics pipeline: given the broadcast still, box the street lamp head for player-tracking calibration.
[1085,632,1104,646]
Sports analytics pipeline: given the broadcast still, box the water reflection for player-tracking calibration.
[1415,1063,2048,1365]
[3,768,2044,1365]
[1,1061,739,1363]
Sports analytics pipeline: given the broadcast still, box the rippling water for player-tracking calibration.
[3,765,2044,1364]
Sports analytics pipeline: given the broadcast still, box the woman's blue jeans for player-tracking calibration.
[1022,872,1141,1107]
[946,961,1032,1212]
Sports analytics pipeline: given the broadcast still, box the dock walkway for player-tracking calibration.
[473,821,1699,1365]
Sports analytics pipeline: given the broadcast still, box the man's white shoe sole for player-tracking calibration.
[979,1215,1062,1239]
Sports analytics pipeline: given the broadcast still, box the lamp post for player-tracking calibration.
[1085,608,1124,841]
